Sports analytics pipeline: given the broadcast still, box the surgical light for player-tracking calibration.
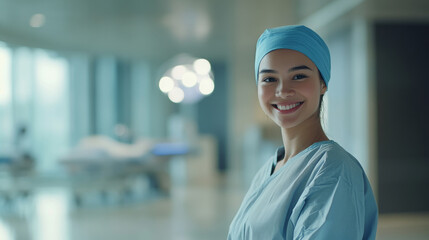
[171,65,187,80]
[159,76,175,93]
[182,71,197,87]
[193,58,211,75]
[199,77,214,95]
[159,55,214,104]
[168,87,185,103]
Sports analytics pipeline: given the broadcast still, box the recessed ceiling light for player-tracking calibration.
[30,14,46,28]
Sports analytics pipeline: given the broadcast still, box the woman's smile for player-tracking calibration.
[272,101,304,113]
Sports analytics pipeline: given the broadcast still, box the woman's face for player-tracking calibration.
[257,49,326,129]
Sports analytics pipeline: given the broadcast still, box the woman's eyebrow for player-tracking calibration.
[259,69,278,74]
[288,65,313,72]
[260,66,313,74]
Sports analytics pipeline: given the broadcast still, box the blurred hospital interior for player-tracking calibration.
[0,0,429,239]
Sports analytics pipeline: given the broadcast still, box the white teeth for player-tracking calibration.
[277,102,301,110]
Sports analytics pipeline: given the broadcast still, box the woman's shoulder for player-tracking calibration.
[313,141,362,168]
[309,141,367,185]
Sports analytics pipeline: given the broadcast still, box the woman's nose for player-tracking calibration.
[275,82,295,98]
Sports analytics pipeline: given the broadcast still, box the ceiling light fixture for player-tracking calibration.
[30,14,46,28]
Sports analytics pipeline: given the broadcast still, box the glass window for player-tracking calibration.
[32,50,70,171]
[0,43,13,154]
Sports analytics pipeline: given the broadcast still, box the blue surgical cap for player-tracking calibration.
[255,25,331,86]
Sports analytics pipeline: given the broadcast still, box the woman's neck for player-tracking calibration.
[280,115,328,162]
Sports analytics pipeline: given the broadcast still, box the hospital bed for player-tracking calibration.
[59,136,192,207]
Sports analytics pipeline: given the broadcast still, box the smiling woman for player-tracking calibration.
[257,49,326,130]
[228,25,378,240]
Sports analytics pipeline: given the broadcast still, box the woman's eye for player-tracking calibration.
[292,74,307,80]
[262,77,277,83]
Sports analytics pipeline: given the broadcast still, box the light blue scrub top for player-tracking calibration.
[228,140,378,240]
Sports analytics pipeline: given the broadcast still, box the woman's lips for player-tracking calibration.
[272,102,303,113]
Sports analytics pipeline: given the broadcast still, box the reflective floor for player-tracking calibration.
[1,170,429,240]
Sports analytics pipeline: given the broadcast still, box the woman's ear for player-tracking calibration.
[320,82,327,95]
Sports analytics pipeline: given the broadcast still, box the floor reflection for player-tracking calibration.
[0,218,14,240]
[1,170,429,240]
[32,188,70,240]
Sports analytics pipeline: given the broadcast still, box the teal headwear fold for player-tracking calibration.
[255,25,331,86]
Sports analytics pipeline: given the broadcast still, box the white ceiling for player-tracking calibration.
[2,0,429,62]
[0,0,234,61]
